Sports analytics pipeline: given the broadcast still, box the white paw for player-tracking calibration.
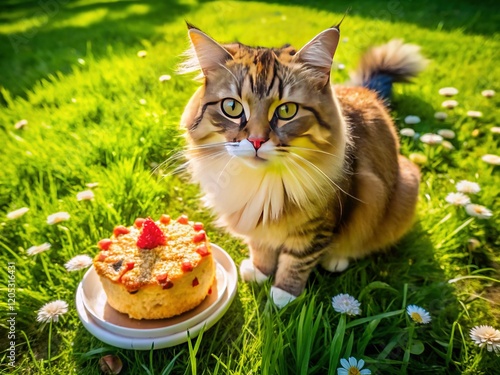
[239,259,269,284]
[321,257,350,273]
[270,286,296,308]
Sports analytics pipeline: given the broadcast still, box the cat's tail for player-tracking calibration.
[349,39,428,102]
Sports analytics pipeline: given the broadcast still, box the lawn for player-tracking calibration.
[0,0,499,374]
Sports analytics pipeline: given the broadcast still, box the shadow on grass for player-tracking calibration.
[0,0,193,96]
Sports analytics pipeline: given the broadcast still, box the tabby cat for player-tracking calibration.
[179,23,426,307]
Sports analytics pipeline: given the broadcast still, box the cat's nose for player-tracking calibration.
[247,136,268,150]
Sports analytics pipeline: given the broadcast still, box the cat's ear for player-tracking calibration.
[185,25,233,77]
[293,27,340,84]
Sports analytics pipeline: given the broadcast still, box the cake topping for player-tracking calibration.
[196,245,210,257]
[98,238,112,250]
[98,252,107,261]
[160,214,171,225]
[193,230,206,243]
[192,277,199,287]
[181,261,193,272]
[136,218,166,249]
[156,273,168,283]
[193,222,204,231]
[112,259,123,271]
[177,215,189,224]
[134,218,146,228]
[113,225,130,236]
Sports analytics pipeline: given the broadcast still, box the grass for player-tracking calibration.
[0,0,499,373]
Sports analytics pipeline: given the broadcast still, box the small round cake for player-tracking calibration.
[93,214,215,320]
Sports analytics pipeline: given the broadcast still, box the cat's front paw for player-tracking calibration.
[270,286,297,308]
[239,258,269,284]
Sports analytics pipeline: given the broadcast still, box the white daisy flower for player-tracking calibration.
[442,100,458,109]
[491,127,500,134]
[434,111,448,120]
[137,50,147,58]
[437,129,455,139]
[441,140,455,150]
[76,190,95,201]
[139,98,147,105]
[406,305,431,324]
[64,255,93,271]
[481,89,495,98]
[331,293,361,316]
[14,119,28,129]
[470,325,500,353]
[438,87,459,96]
[456,180,480,194]
[467,110,483,118]
[47,212,70,225]
[404,115,421,125]
[337,357,371,375]
[36,300,68,323]
[6,207,29,220]
[420,133,443,145]
[409,153,427,165]
[445,192,471,206]
[86,182,99,188]
[159,74,171,82]
[481,154,500,165]
[400,128,415,137]
[27,243,51,256]
[465,204,493,219]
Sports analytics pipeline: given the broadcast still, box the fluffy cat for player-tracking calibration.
[179,23,426,307]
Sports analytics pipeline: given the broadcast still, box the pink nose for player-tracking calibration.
[247,137,268,150]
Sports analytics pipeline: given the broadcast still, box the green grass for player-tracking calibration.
[1,0,499,374]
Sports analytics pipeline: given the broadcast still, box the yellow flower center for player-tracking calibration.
[348,367,361,375]
[411,312,423,323]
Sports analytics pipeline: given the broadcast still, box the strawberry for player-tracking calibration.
[134,218,146,228]
[136,218,166,249]
[177,215,189,224]
[98,238,112,250]
[192,277,199,287]
[196,245,210,257]
[113,225,130,236]
[160,214,171,225]
[193,230,206,243]
[193,222,204,231]
[181,261,193,272]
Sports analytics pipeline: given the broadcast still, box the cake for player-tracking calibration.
[93,214,215,320]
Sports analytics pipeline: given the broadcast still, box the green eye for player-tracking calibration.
[221,98,244,119]
[276,102,298,120]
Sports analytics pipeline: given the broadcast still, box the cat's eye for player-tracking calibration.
[275,102,298,120]
[221,98,244,119]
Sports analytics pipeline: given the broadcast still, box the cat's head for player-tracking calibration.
[179,24,348,232]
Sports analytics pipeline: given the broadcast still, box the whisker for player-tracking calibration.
[276,146,341,159]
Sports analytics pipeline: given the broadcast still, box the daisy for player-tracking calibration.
[337,357,371,375]
[47,212,70,225]
[441,140,455,150]
[27,243,51,256]
[331,293,361,316]
[467,110,482,118]
[491,127,500,134]
[76,190,95,201]
[406,305,431,324]
[470,325,500,353]
[409,153,427,165]
[445,192,470,206]
[64,255,93,271]
[404,115,421,125]
[438,87,459,96]
[159,74,171,82]
[420,133,443,145]
[437,129,455,139]
[137,50,147,58]
[456,180,480,194]
[481,89,495,98]
[400,128,415,137]
[442,100,458,109]
[14,119,28,129]
[6,207,29,220]
[465,204,493,219]
[86,182,99,188]
[434,111,448,120]
[37,300,68,323]
[481,154,500,165]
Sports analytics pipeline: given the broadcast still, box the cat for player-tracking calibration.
[178,23,426,307]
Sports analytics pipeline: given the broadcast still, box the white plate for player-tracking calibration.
[76,244,237,349]
[81,263,227,338]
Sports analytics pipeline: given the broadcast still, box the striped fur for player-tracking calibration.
[179,25,423,302]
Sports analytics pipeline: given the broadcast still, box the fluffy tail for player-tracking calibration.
[350,39,428,102]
